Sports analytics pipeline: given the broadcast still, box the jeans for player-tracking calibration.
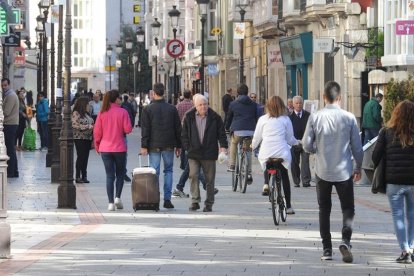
[74,139,92,179]
[177,151,206,191]
[229,135,252,173]
[149,150,174,201]
[316,175,355,250]
[363,128,379,145]
[189,159,216,207]
[38,121,48,148]
[4,125,18,177]
[101,152,127,203]
[387,184,414,252]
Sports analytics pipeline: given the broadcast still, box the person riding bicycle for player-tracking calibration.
[225,84,259,184]
[252,96,299,215]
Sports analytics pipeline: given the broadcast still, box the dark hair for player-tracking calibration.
[38,92,45,97]
[266,96,287,118]
[101,90,120,113]
[237,84,248,96]
[183,90,191,99]
[153,83,165,96]
[1,78,10,84]
[387,100,414,147]
[73,96,90,117]
[376,93,383,99]
[123,95,129,102]
[324,81,341,103]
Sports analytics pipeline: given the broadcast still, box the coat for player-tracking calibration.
[362,99,382,130]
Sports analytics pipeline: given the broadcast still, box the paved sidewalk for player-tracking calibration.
[0,127,411,275]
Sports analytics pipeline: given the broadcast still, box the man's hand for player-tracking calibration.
[219,147,227,154]
[140,148,148,156]
[175,148,181,158]
[353,171,361,182]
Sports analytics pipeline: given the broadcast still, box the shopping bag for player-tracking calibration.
[22,127,37,151]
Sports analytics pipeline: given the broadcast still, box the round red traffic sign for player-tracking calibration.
[166,39,184,58]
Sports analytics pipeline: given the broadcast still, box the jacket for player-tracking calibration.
[372,127,414,185]
[289,109,310,140]
[225,95,258,131]
[181,107,228,160]
[362,99,382,130]
[36,98,49,122]
[141,98,182,150]
[3,88,19,125]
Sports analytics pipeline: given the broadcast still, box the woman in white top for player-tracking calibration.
[252,96,299,214]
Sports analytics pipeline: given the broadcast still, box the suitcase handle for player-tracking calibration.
[138,154,150,168]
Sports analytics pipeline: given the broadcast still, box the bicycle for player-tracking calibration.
[232,136,252,193]
[266,158,287,226]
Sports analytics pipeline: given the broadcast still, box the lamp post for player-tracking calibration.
[106,45,113,90]
[38,1,50,99]
[132,53,138,97]
[35,27,42,94]
[136,26,145,127]
[115,41,123,90]
[125,37,133,94]
[151,18,161,83]
[197,0,209,95]
[236,0,249,84]
[168,5,180,104]
[58,0,76,209]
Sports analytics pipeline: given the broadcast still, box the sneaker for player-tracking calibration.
[286,208,295,215]
[294,184,300,187]
[214,188,219,195]
[262,184,269,196]
[247,174,253,184]
[108,203,115,211]
[114,197,123,209]
[396,252,412,264]
[172,189,189,198]
[124,175,131,182]
[321,248,333,261]
[203,205,212,212]
[75,178,84,184]
[227,165,235,172]
[189,203,200,211]
[303,183,311,187]
[163,200,174,209]
[81,178,90,183]
[339,242,353,263]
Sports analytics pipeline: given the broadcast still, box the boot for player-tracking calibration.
[82,171,90,183]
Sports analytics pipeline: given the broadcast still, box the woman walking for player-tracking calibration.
[94,90,132,211]
[372,100,414,264]
[16,90,27,151]
[72,96,94,183]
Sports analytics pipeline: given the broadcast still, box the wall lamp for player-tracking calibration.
[328,42,380,59]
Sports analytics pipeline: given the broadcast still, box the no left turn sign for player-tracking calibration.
[166,39,184,58]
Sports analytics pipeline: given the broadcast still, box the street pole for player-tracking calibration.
[51,4,64,183]
[200,15,206,95]
[58,0,76,209]
[155,55,158,83]
[38,35,43,93]
[239,9,246,84]
[109,55,112,90]
[47,2,56,168]
[173,28,177,104]
[42,9,49,98]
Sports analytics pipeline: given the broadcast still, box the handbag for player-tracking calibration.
[371,157,386,194]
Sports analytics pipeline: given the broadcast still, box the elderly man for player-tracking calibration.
[181,94,228,212]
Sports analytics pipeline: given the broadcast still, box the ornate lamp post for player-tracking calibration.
[125,37,133,94]
[136,27,145,127]
[197,0,209,95]
[151,18,161,83]
[38,1,50,99]
[106,45,113,90]
[115,41,123,90]
[236,0,250,84]
[35,25,43,94]
[132,53,138,97]
[168,5,180,104]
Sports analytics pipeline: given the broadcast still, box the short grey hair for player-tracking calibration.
[292,95,303,103]
[193,94,208,105]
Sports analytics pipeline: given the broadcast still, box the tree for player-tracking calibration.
[384,77,414,122]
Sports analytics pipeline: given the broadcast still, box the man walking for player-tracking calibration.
[128,94,138,127]
[182,94,227,212]
[289,96,311,187]
[222,88,233,127]
[140,83,182,209]
[303,81,363,263]
[362,93,383,145]
[2,78,19,177]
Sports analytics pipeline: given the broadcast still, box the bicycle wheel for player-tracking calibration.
[240,153,248,193]
[270,174,280,226]
[278,176,287,222]
[232,149,239,192]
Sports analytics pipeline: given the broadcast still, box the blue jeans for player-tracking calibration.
[38,121,48,148]
[101,152,127,203]
[387,184,414,252]
[363,128,379,145]
[177,151,206,191]
[149,150,174,201]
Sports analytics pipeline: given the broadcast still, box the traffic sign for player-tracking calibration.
[4,31,20,47]
[166,39,184,58]
[9,9,21,25]
[0,6,8,36]
[396,20,414,35]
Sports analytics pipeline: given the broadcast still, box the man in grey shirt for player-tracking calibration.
[303,81,363,263]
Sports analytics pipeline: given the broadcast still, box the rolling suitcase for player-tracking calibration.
[132,155,160,211]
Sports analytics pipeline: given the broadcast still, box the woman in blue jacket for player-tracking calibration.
[35,92,49,150]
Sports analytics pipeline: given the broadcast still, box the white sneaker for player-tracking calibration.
[114,197,123,209]
[108,203,115,211]
[286,207,295,215]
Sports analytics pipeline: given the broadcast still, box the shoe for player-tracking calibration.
[286,208,295,215]
[75,178,84,183]
[172,189,189,198]
[214,188,219,195]
[339,242,353,263]
[163,200,174,209]
[124,175,131,182]
[42,147,48,151]
[114,197,123,209]
[189,203,200,211]
[321,248,333,261]
[227,165,235,172]
[396,252,412,264]
[82,178,90,183]
[262,184,269,196]
[203,205,212,212]
[294,184,300,187]
[303,183,311,187]
[247,174,253,184]
[108,203,115,211]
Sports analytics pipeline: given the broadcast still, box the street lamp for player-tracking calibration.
[125,37,133,50]
[116,41,123,89]
[35,26,43,94]
[136,26,145,126]
[236,0,250,84]
[197,0,209,95]
[132,53,138,97]
[106,45,113,90]
[151,18,161,83]
[168,5,181,104]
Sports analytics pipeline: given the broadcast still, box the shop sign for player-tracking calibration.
[313,38,333,53]
[234,23,245,40]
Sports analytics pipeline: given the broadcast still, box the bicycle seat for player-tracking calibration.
[266,158,284,167]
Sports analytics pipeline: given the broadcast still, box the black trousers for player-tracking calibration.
[74,139,92,178]
[263,165,292,209]
[316,175,355,250]
[16,117,26,146]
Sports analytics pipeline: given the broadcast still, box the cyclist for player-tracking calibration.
[252,96,299,215]
[225,84,259,184]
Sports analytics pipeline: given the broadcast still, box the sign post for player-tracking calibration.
[396,20,414,35]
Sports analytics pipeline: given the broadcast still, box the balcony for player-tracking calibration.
[252,0,279,33]
[282,0,307,27]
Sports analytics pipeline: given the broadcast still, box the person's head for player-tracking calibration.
[250,93,257,102]
[387,100,414,148]
[375,93,383,103]
[153,83,165,98]
[266,96,287,118]
[287,98,293,108]
[292,96,304,113]
[129,93,135,100]
[183,90,191,99]
[123,95,129,102]
[20,87,26,93]
[323,81,341,104]
[237,84,248,96]
[227,88,232,94]
[93,93,100,102]
[73,96,90,117]
[1,78,10,91]
[38,92,45,99]
[101,90,120,113]
[193,94,208,116]
[18,90,25,99]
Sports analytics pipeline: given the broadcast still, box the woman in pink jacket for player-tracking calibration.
[94,90,132,211]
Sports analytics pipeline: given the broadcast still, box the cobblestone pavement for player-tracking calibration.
[0,127,411,275]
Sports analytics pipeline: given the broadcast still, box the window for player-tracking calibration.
[293,0,300,10]
[207,1,217,40]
